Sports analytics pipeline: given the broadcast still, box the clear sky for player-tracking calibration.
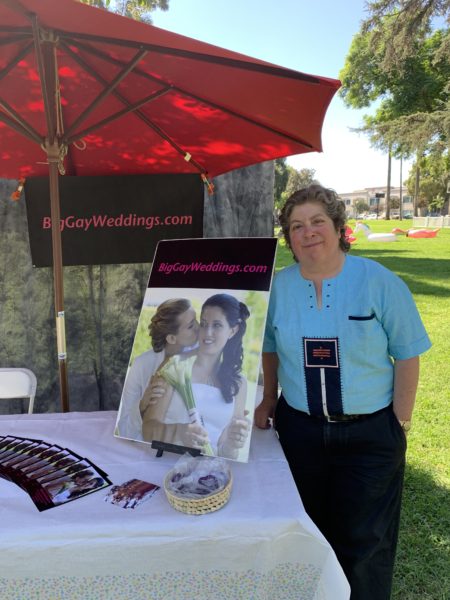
[151,0,411,193]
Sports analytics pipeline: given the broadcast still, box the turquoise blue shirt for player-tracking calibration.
[263,255,431,415]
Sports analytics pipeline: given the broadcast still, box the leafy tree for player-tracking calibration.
[0,180,60,411]
[341,27,449,153]
[273,164,318,211]
[79,0,169,23]
[390,196,400,209]
[243,290,271,382]
[405,149,450,212]
[65,262,148,410]
[340,14,449,215]
[362,0,450,72]
[274,158,289,210]
[355,199,370,214]
[284,167,318,199]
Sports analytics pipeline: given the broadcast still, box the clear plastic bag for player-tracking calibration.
[166,454,231,499]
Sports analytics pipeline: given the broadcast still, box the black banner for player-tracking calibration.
[25,174,204,267]
[149,238,277,291]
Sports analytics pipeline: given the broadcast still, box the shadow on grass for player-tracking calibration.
[350,249,450,297]
[393,465,450,600]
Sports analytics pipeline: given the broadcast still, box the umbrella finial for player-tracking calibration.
[11,177,26,201]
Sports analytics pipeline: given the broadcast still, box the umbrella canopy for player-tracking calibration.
[0,0,340,411]
[0,0,340,179]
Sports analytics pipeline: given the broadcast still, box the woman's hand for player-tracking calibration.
[225,413,251,448]
[139,375,168,416]
[217,411,251,458]
[183,423,210,450]
[254,397,277,429]
[255,352,279,430]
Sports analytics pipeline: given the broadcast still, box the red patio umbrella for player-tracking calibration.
[0,0,340,411]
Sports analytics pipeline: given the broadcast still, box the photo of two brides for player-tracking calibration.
[115,288,268,462]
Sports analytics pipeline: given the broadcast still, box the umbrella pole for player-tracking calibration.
[48,147,70,412]
[30,18,70,412]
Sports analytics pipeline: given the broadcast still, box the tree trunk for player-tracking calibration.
[414,153,421,217]
[87,265,106,410]
[386,147,392,220]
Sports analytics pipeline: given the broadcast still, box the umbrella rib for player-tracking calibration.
[64,47,148,140]
[0,32,31,45]
[0,110,42,145]
[0,40,42,142]
[0,39,33,81]
[0,19,336,86]
[0,0,30,17]
[0,97,43,143]
[64,38,315,150]
[61,41,206,174]
[31,15,56,145]
[56,30,334,86]
[0,32,37,144]
[65,88,172,145]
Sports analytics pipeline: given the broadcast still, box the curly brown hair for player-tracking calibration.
[279,184,350,260]
[149,298,192,352]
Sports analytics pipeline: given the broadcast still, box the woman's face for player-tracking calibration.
[288,202,341,265]
[73,475,93,489]
[199,306,237,356]
[174,307,199,349]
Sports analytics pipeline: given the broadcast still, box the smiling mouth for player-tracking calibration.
[302,241,322,248]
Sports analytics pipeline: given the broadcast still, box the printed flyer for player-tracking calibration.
[0,435,111,511]
[115,237,277,462]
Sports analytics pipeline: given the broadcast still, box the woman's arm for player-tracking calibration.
[117,358,152,438]
[217,377,250,459]
[393,356,420,424]
[233,376,248,416]
[254,352,279,429]
[139,376,173,422]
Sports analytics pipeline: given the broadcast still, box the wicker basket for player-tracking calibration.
[164,470,232,515]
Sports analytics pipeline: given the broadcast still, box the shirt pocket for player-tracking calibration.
[348,313,375,321]
[347,312,386,355]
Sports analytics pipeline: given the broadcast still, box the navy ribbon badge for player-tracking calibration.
[303,338,343,416]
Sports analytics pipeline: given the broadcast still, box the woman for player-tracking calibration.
[255,185,431,600]
[147,293,251,459]
[116,298,198,440]
[51,471,105,504]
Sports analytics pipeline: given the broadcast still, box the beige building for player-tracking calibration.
[339,186,413,219]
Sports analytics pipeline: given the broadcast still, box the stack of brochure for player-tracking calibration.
[0,435,111,511]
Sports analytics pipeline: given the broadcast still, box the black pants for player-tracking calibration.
[275,396,406,600]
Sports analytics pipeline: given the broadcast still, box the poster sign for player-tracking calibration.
[25,174,204,266]
[114,237,277,463]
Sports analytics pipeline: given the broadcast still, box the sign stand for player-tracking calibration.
[151,440,201,458]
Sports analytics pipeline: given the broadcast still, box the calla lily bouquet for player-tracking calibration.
[158,355,214,456]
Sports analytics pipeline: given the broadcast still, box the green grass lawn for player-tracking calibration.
[274,220,450,600]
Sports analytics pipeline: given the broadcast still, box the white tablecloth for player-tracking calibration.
[0,411,350,600]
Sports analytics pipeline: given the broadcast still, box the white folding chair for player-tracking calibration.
[0,368,37,414]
